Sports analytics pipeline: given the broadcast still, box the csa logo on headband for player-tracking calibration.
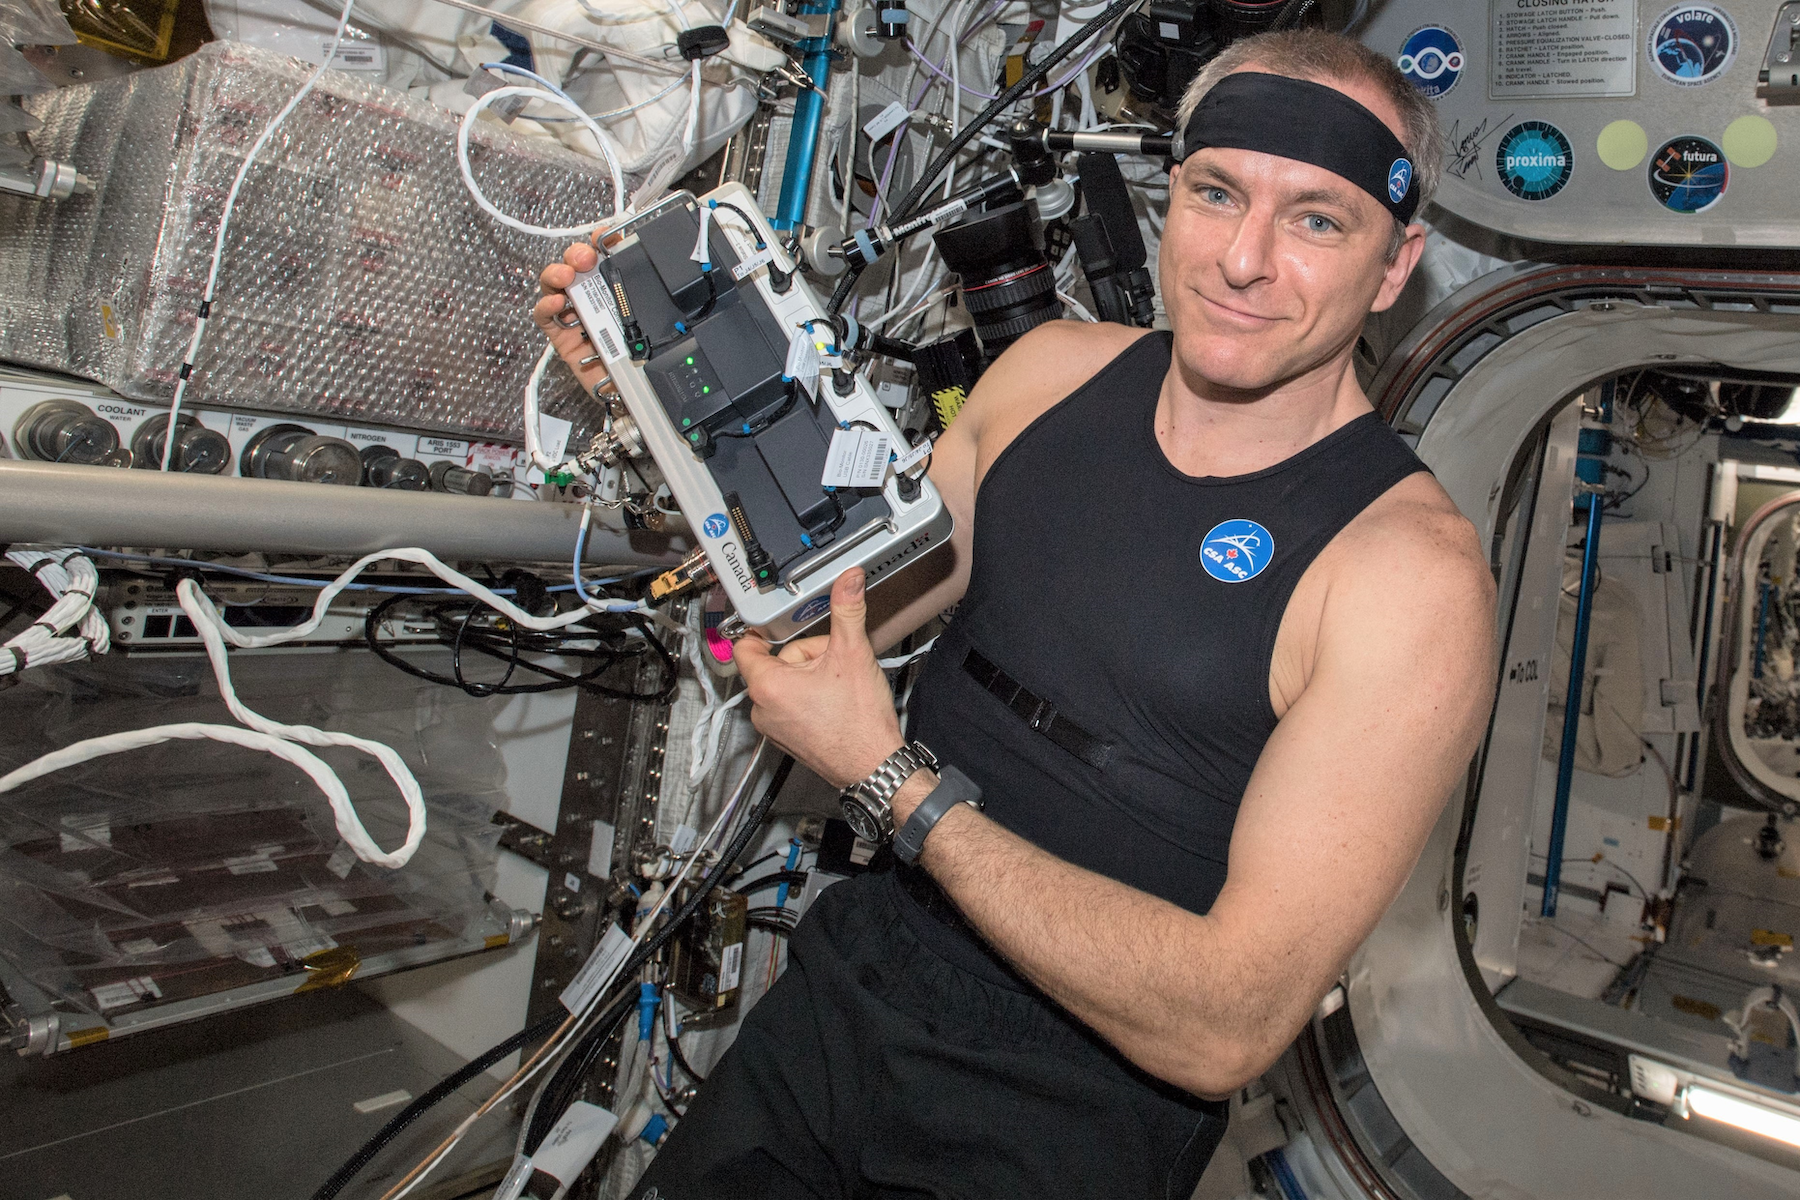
[1387,159,1413,205]
[1201,519,1274,584]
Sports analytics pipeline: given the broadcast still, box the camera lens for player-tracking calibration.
[932,200,1060,361]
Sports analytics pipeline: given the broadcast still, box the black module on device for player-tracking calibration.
[597,204,893,588]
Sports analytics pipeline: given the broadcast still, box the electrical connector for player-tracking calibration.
[648,549,717,603]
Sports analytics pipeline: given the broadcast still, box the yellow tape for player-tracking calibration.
[67,1026,110,1049]
[484,933,511,949]
[1751,929,1793,948]
[295,945,363,993]
[1647,815,1681,832]
[1670,995,1721,1021]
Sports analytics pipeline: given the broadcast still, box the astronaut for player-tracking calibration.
[536,27,1497,1200]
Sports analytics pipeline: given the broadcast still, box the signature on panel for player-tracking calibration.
[1445,114,1514,181]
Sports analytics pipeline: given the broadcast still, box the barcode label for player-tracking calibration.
[720,940,743,992]
[596,324,621,358]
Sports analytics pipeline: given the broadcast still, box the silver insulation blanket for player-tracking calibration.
[1,42,608,441]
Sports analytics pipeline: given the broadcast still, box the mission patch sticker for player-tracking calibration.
[1200,519,1274,584]
[1397,26,1464,100]
[1496,121,1573,201]
[1648,4,1738,87]
[1648,136,1728,212]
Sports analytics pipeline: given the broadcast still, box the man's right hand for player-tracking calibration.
[533,242,617,398]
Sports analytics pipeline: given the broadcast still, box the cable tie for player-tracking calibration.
[178,363,193,380]
[197,300,211,318]
[21,556,55,575]
[4,646,23,672]
[63,587,93,601]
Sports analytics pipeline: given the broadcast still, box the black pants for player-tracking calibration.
[631,870,1228,1200]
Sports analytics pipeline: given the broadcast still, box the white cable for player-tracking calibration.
[160,0,358,470]
[1057,290,1097,323]
[525,343,587,477]
[2,549,109,675]
[390,739,771,1200]
[0,723,362,811]
[459,85,628,236]
[174,580,426,868]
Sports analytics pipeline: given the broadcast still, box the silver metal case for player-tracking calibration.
[565,184,953,643]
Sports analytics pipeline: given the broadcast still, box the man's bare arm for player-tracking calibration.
[904,509,1497,1096]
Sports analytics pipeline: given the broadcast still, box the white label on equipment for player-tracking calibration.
[891,436,933,474]
[719,940,744,992]
[692,203,713,264]
[225,853,279,875]
[822,428,892,489]
[731,246,777,281]
[325,38,386,72]
[862,100,910,143]
[587,819,616,878]
[418,437,469,458]
[1490,0,1635,99]
[533,1101,620,1184]
[559,923,634,1014]
[326,844,357,878]
[785,327,822,398]
[91,976,162,1011]
[564,871,582,894]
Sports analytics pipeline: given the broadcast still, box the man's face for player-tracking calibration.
[1159,71,1424,395]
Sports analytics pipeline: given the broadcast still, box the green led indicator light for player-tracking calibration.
[688,431,701,442]
[681,417,691,426]
[686,356,694,365]
[702,386,711,394]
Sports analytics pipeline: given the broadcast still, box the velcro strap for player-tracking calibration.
[963,648,1112,770]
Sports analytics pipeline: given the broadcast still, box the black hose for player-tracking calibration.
[309,1010,564,1200]
[520,753,797,1143]
[826,0,1139,317]
[311,754,796,1199]
[524,991,637,1155]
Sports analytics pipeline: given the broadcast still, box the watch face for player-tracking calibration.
[841,797,885,844]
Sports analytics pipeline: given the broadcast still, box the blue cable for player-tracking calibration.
[572,508,643,611]
[1265,1149,1308,1200]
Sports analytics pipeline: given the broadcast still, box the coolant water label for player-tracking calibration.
[822,428,891,489]
[1490,0,1636,99]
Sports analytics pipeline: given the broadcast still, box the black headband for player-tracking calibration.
[1175,72,1418,224]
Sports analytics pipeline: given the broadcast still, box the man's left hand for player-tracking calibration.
[735,568,904,791]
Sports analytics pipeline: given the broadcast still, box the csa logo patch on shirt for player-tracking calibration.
[1201,519,1274,583]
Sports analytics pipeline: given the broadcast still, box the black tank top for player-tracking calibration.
[897,331,1429,971]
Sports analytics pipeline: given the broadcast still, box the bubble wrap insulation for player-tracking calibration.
[0,42,609,442]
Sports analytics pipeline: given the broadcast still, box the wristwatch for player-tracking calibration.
[839,741,939,844]
[894,765,983,866]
